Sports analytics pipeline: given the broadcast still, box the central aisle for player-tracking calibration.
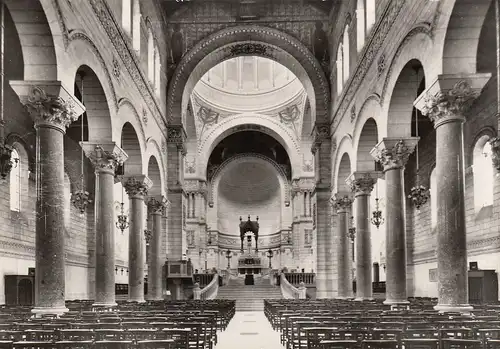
[215,311,284,349]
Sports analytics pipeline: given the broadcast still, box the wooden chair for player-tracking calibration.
[161,328,190,349]
[53,341,93,349]
[401,339,439,349]
[320,340,358,349]
[93,340,133,349]
[94,329,126,341]
[137,339,175,349]
[361,340,398,349]
[486,339,500,349]
[441,339,482,349]
[12,342,55,349]
[0,341,12,349]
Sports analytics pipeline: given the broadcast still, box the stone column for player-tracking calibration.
[312,123,332,298]
[166,125,186,261]
[10,82,85,316]
[415,74,490,313]
[147,195,169,301]
[123,175,153,303]
[81,142,128,307]
[371,138,418,305]
[347,171,381,301]
[332,193,353,299]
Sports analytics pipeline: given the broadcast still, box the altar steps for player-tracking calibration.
[216,283,282,311]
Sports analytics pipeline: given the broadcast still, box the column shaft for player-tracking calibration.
[355,193,372,300]
[94,169,117,306]
[435,120,469,309]
[148,211,163,300]
[384,167,408,304]
[128,195,145,302]
[34,124,67,314]
[337,210,352,298]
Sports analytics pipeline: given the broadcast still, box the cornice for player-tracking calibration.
[88,0,169,134]
[330,0,405,132]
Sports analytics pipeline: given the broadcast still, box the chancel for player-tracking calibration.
[0,0,499,348]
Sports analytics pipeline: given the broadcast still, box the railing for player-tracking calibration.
[284,272,315,286]
[193,273,215,287]
[280,273,306,299]
[194,273,219,300]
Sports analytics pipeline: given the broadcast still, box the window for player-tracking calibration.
[9,149,20,212]
[121,0,132,37]
[356,0,366,52]
[430,167,437,229]
[336,44,343,94]
[132,0,141,52]
[342,25,350,83]
[473,136,494,211]
[154,45,161,96]
[366,0,376,33]
[147,29,155,83]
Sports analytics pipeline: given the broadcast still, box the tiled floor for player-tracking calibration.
[215,311,285,349]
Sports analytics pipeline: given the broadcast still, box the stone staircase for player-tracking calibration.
[216,275,283,311]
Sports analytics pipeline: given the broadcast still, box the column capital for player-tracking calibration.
[346,171,383,196]
[10,81,85,132]
[123,175,153,198]
[331,193,353,213]
[311,122,331,154]
[291,177,316,196]
[147,195,170,214]
[370,138,419,171]
[414,74,490,128]
[81,142,128,174]
[167,124,187,155]
[183,179,208,196]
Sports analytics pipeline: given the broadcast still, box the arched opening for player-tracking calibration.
[356,0,366,52]
[337,153,352,194]
[473,135,494,213]
[356,118,379,171]
[9,148,20,212]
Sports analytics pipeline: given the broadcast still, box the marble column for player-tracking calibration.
[347,171,381,301]
[332,193,353,299]
[123,175,153,303]
[81,143,128,307]
[415,74,490,313]
[10,82,85,315]
[147,195,169,301]
[371,138,418,305]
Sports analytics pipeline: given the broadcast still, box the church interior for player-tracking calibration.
[0,0,499,348]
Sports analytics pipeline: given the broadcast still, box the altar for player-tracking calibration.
[238,222,264,275]
[238,256,263,275]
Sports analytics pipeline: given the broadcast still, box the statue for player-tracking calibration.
[170,23,184,65]
[313,21,330,65]
[239,215,259,252]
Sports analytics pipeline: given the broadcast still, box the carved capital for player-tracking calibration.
[10,81,85,132]
[331,193,353,213]
[346,171,382,196]
[183,179,208,197]
[147,195,170,214]
[123,175,153,198]
[414,74,491,128]
[311,123,331,154]
[81,142,128,174]
[489,137,500,173]
[167,124,187,155]
[370,138,419,171]
[291,177,316,196]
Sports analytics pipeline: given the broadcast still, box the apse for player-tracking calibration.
[217,161,281,237]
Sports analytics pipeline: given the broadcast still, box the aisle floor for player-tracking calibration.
[215,311,285,349]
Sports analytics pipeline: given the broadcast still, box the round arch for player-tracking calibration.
[147,155,163,197]
[352,96,382,151]
[115,98,147,160]
[145,138,166,196]
[198,114,301,179]
[120,122,143,176]
[355,118,379,172]
[332,135,355,193]
[167,25,330,131]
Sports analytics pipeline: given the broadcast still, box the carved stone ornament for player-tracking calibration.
[312,123,331,153]
[123,175,153,197]
[303,159,314,172]
[185,156,196,174]
[25,86,79,130]
[167,125,186,154]
[142,108,148,125]
[229,43,270,57]
[419,80,479,126]
[377,54,386,77]
[489,137,500,172]
[198,106,219,126]
[112,57,120,79]
[331,194,353,212]
[370,138,418,171]
[350,104,356,123]
[81,142,128,173]
[147,195,170,214]
[291,177,316,196]
[346,172,381,195]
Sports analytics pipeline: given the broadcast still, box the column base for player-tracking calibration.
[92,302,118,308]
[434,304,473,314]
[383,299,410,305]
[31,306,69,317]
[127,298,146,303]
[354,297,374,301]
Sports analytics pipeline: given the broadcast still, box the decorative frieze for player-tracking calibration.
[80,142,128,173]
[123,175,153,197]
[370,138,418,171]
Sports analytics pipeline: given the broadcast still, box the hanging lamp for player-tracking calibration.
[348,215,356,242]
[144,217,152,245]
[71,72,92,214]
[371,182,384,229]
[115,134,129,233]
[407,66,430,209]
